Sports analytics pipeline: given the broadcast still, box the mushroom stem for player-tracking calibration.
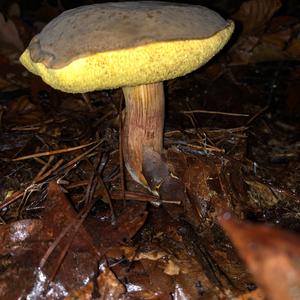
[122,82,165,186]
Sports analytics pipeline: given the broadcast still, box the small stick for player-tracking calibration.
[0,192,23,211]
[184,102,216,148]
[181,110,249,117]
[110,191,181,205]
[33,157,48,166]
[34,159,65,183]
[13,141,97,161]
[0,143,102,211]
[10,118,55,131]
[247,105,269,125]
[58,141,102,172]
[185,143,224,153]
[34,155,55,181]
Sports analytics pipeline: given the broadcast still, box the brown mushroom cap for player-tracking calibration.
[20,1,234,93]
[27,2,231,68]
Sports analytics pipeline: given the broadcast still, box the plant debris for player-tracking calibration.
[0,0,299,299]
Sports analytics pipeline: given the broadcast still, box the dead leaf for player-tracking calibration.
[0,182,99,300]
[65,266,126,300]
[219,213,300,300]
[0,12,24,56]
[233,289,265,300]
[229,2,300,64]
[65,281,94,300]
[94,203,148,249]
[245,180,280,207]
[232,0,282,34]
[97,266,126,300]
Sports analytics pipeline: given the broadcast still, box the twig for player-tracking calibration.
[58,141,103,173]
[185,143,224,153]
[10,118,55,131]
[174,141,224,153]
[247,105,269,125]
[33,157,48,166]
[85,153,116,224]
[0,142,103,211]
[34,159,65,183]
[98,154,116,224]
[181,110,249,117]
[183,102,216,148]
[12,141,98,161]
[110,191,181,205]
[34,156,55,181]
[0,191,23,211]
[17,183,47,217]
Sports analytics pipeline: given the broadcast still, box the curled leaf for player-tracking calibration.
[232,0,282,34]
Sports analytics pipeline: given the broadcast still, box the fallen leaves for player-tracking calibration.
[0,181,151,299]
[232,0,282,34]
[97,266,126,300]
[0,0,299,299]
[0,12,24,58]
[220,213,300,300]
[0,182,99,299]
[230,0,300,64]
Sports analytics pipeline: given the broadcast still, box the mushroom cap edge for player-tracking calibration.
[20,21,234,93]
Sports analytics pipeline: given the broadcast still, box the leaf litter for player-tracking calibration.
[0,0,299,299]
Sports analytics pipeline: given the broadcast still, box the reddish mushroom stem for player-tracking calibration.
[122,82,165,186]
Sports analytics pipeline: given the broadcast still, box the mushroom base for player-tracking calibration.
[122,82,164,187]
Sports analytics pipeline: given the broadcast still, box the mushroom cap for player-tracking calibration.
[20,1,234,93]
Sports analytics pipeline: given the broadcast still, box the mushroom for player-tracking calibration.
[20,2,234,188]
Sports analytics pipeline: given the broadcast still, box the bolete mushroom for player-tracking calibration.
[20,2,234,188]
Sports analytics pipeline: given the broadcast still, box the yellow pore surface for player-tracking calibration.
[20,23,234,93]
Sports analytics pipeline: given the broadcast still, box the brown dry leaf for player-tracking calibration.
[262,16,298,47]
[233,289,265,300]
[232,0,282,34]
[134,250,181,275]
[95,203,148,249]
[66,267,126,300]
[65,281,94,300]
[249,16,300,63]
[97,266,126,300]
[229,0,288,64]
[164,147,249,228]
[229,2,300,64]
[245,179,281,207]
[0,182,99,299]
[219,213,300,300]
[0,12,24,57]
[128,249,210,299]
